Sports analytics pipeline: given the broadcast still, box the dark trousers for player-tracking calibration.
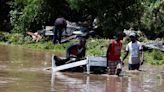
[53,26,62,44]
[128,63,140,70]
[53,56,70,66]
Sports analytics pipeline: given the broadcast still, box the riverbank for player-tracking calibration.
[0,35,164,65]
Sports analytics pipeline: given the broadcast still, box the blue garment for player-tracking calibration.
[53,26,62,44]
[128,63,140,70]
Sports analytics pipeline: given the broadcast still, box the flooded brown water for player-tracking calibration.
[0,45,163,92]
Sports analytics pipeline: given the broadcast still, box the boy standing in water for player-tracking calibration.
[106,32,124,75]
[122,32,144,70]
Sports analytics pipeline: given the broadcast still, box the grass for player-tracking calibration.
[144,50,164,65]
[0,32,163,65]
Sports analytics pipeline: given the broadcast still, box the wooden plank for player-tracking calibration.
[45,26,53,31]
[88,56,107,67]
[143,41,164,52]
[61,35,77,43]
[52,59,88,72]
[45,30,54,35]
[51,56,107,74]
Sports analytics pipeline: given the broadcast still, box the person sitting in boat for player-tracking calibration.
[106,31,124,76]
[54,37,86,66]
[66,37,86,60]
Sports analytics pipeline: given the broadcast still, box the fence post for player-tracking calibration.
[86,57,90,74]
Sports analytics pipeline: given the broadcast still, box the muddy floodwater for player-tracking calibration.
[0,45,163,92]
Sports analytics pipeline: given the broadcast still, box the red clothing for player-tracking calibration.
[66,44,86,58]
[107,39,122,61]
[70,45,79,56]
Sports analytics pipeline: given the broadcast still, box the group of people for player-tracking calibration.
[106,32,144,75]
[52,16,144,75]
[54,30,144,75]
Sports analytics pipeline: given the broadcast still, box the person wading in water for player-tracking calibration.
[106,32,124,76]
[122,32,144,70]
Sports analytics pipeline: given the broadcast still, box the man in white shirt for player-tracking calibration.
[122,32,144,70]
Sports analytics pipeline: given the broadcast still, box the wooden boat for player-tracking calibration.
[51,56,107,74]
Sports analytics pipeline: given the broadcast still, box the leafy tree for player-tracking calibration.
[5,0,163,39]
[67,0,144,38]
[140,0,164,39]
[0,0,11,32]
[9,0,47,33]
[9,0,70,34]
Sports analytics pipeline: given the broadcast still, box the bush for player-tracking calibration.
[152,49,163,60]
[87,38,109,56]
[24,36,33,44]
[144,50,164,65]
[0,32,7,41]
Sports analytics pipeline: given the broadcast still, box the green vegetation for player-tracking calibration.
[0,0,164,39]
[0,0,163,65]
[9,0,71,33]
[144,49,164,65]
[140,0,164,39]
[87,38,109,56]
[0,32,163,65]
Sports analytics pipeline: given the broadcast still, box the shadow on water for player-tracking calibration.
[0,45,163,92]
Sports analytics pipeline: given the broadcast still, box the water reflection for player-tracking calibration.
[51,70,164,92]
[0,45,52,68]
[0,45,163,92]
[51,72,88,92]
